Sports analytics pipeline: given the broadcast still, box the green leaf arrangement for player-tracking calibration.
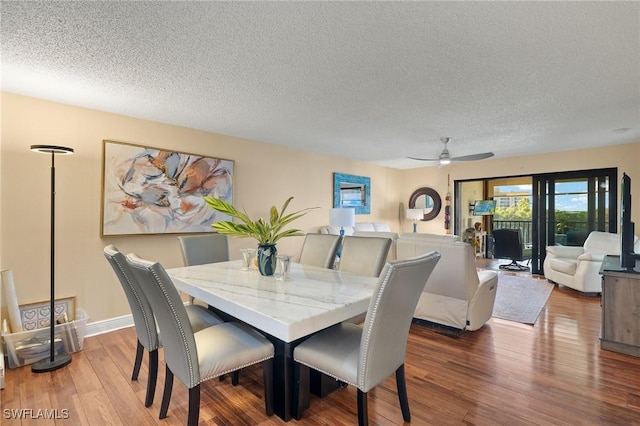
[204,196,318,245]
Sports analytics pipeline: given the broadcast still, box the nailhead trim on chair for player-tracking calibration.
[110,250,156,351]
[150,264,197,387]
[199,355,274,385]
[359,254,434,390]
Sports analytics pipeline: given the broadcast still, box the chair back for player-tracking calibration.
[178,233,229,266]
[298,234,341,268]
[359,251,440,392]
[492,229,524,261]
[338,236,392,277]
[126,253,200,387]
[583,231,622,255]
[103,245,159,351]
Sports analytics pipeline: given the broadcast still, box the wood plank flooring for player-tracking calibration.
[4,264,640,425]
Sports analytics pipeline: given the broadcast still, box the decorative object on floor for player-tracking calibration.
[406,209,424,233]
[204,196,317,276]
[408,137,494,165]
[101,140,234,236]
[30,144,74,373]
[1,270,23,333]
[333,172,371,214]
[492,275,554,325]
[19,296,76,331]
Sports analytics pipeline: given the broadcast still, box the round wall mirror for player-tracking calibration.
[408,187,442,221]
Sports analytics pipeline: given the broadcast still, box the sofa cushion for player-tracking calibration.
[321,223,390,235]
[550,258,578,275]
[583,231,620,255]
[372,223,391,232]
[354,223,376,232]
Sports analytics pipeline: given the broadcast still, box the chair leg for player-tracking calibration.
[132,340,144,380]
[187,385,200,426]
[232,370,240,386]
[357,389,368,426]
[293,362,309,420]
[159,366,174,419]
[145,349,158,407]
[263,359,274,416]
[396,364,411,422]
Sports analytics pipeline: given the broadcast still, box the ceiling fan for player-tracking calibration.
[408,137,494,165]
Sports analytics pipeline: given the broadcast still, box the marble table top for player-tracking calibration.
[166,260,379,342]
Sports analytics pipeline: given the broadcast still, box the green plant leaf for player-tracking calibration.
[204,196,318,245]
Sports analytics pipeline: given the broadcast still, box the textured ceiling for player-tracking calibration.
[1,1,639,169]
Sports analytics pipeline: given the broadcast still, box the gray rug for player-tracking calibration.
[492,275,554,324]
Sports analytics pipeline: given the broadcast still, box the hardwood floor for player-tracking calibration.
[4,265,640,425]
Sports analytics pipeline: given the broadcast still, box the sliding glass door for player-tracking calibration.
[532,168,617,274]
[456,168,617,275]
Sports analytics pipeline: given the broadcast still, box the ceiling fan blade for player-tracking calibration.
[450,152,494,162]
[407,156,440,162]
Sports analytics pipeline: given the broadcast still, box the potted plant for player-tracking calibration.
[204,196,317,276]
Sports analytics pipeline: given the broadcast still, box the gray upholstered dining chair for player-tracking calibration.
[338,235,393,324]
[178,233,230,305]
[293,251,441,426]
[338,235,392,277]
[298,233,341,269]
[103,245,224,408]
[178,233,229,266]
[125,253,275,426]
[176,234,241,384]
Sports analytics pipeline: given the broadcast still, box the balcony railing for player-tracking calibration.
[492,220,599,247]
[492,220,533,247]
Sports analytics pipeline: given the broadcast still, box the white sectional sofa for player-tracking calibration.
[396,233,498,331]
[319,222,391,236]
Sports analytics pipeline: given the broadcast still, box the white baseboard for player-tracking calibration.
[85,314,134,338]
[83,301,195,338]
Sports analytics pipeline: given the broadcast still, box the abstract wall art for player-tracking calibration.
[101,140,234,236]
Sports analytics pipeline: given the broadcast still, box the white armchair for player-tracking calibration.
[396,233,498,331]
[543,231,640,293]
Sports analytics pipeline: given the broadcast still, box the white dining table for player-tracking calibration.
[165,260,379,421]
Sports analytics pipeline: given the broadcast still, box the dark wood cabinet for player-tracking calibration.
[600,255,640,357]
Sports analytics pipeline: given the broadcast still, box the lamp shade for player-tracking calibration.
[406,208,424,220]
[330,208,355,228]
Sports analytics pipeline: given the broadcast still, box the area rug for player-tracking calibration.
[492,274,554,325]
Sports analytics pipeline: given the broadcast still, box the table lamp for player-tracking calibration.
[330,208,355,258]
[330,208,356,236]
[30,144,74,373]
[406,208,424,233]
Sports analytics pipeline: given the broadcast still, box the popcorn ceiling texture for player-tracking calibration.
[1,1,638,169]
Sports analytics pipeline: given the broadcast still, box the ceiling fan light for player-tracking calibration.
[439,158,451,165]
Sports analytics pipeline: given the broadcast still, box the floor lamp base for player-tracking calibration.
[31,354,72,373]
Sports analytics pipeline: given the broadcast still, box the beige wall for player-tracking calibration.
[1,92,639,324]
[402,143,640,234]
[0,92,403,323]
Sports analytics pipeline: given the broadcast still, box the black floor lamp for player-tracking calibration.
[30,144,74,373]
